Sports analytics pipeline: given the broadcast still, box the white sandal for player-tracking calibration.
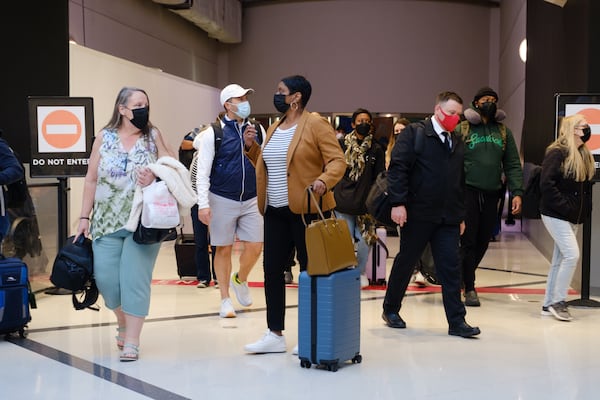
[115,327,126,350]
[119,343,139,362]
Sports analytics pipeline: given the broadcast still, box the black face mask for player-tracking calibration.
[581,126,592,143]
[479,101,497,120]
[273,94,290,113]
[130,106,149,130]
[355,123,371,136]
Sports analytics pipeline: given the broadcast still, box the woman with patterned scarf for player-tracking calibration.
[333,108,385,288]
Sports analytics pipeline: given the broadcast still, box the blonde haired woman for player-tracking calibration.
[385,118,410,169]
[540,114,594,321]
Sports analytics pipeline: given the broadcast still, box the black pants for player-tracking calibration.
[263,206,324,332]
[191,204,215,282]
[383,220,466,327]
[460,187,501,292]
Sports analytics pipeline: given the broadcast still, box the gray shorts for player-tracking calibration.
[208,192,264,246]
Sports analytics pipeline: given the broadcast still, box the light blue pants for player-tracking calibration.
[541,215,579,307]
[336,211,369,274]
[92,229,161,317]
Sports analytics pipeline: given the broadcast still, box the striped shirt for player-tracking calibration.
[262,125,297,208]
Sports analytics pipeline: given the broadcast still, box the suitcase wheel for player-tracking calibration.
[352,354,362,364]
[326,363,339,372]
[18,327,27,338]
[300,359,311,369]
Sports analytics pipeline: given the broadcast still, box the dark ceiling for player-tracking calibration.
[240,0,501,8]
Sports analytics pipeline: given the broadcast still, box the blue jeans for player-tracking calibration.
[541,214,579,306]
[335,211,369,274]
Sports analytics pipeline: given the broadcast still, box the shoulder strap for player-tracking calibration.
[414,122,426,154]
[460,120,470,141]
[498,123,507,151]
[211,122,223,155]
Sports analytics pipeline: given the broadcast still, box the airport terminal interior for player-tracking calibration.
[4,219,600,399]
[3,1,600,399]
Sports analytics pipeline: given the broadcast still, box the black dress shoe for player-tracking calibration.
[448,322,481,338]
[382,312,406,329]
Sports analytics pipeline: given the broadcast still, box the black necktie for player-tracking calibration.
[442,131,451,150]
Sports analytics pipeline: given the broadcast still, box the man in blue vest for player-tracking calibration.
[194,84,265,318]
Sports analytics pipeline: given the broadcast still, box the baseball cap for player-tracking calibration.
[220,84,254,106]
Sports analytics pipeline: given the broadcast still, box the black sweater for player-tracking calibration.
[539,147,592,224]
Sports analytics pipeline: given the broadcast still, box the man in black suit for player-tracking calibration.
[382,91,480,338]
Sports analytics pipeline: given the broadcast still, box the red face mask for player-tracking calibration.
[438,107,460,132]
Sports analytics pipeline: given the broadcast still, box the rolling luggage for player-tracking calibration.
[298,268,362,372]
[174,233,197,279]
[418,243,439,285]
[366,227,388,285]
[0,255,34,338]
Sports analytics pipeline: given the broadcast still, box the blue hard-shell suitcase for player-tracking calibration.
[298,268,362,372]
[0,256,32,338]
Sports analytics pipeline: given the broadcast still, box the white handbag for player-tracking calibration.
[141,180,180,229]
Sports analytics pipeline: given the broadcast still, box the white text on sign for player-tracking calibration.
[32,158,89,166]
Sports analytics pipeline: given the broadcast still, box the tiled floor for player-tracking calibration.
[4,224,600,399]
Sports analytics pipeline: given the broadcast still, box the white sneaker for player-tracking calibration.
[413,271,427,287]
[219,298,236,318]
[244,330,287,353]
[292,344,298,355]
[360,274,369,289]
[230,272,253,307]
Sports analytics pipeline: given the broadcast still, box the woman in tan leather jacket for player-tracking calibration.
[243,75,345,354]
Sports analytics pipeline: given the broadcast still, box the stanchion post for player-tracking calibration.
[567,182,600,308]
[44,177,71,295]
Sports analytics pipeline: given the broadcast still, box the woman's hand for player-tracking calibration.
[74,219,89,242]
[311,179,327,196]
[137,167,156,187]
[243,124,258,149]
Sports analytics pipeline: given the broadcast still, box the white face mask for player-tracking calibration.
[232,101,251,119]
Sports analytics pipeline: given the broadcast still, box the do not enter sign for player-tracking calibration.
[41,109,82,149]
[28,96,94,178]
[37,106,86,153]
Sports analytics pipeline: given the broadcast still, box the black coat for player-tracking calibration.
[387,119,465,224]
[539,147,592,224]
[334,137,385,215]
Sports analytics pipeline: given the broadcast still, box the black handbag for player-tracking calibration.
[365,171,395,228]
[133,221,177,245]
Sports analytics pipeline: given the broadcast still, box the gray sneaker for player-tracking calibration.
[548,301,573,321]
[541,306,552,316]
[230,272,252,307]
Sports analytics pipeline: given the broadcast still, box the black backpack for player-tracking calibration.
[50,235,99,311]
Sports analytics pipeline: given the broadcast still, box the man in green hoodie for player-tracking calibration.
[458,87,523,306]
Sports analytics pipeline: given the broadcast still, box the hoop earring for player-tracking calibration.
[291,102,299,111]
